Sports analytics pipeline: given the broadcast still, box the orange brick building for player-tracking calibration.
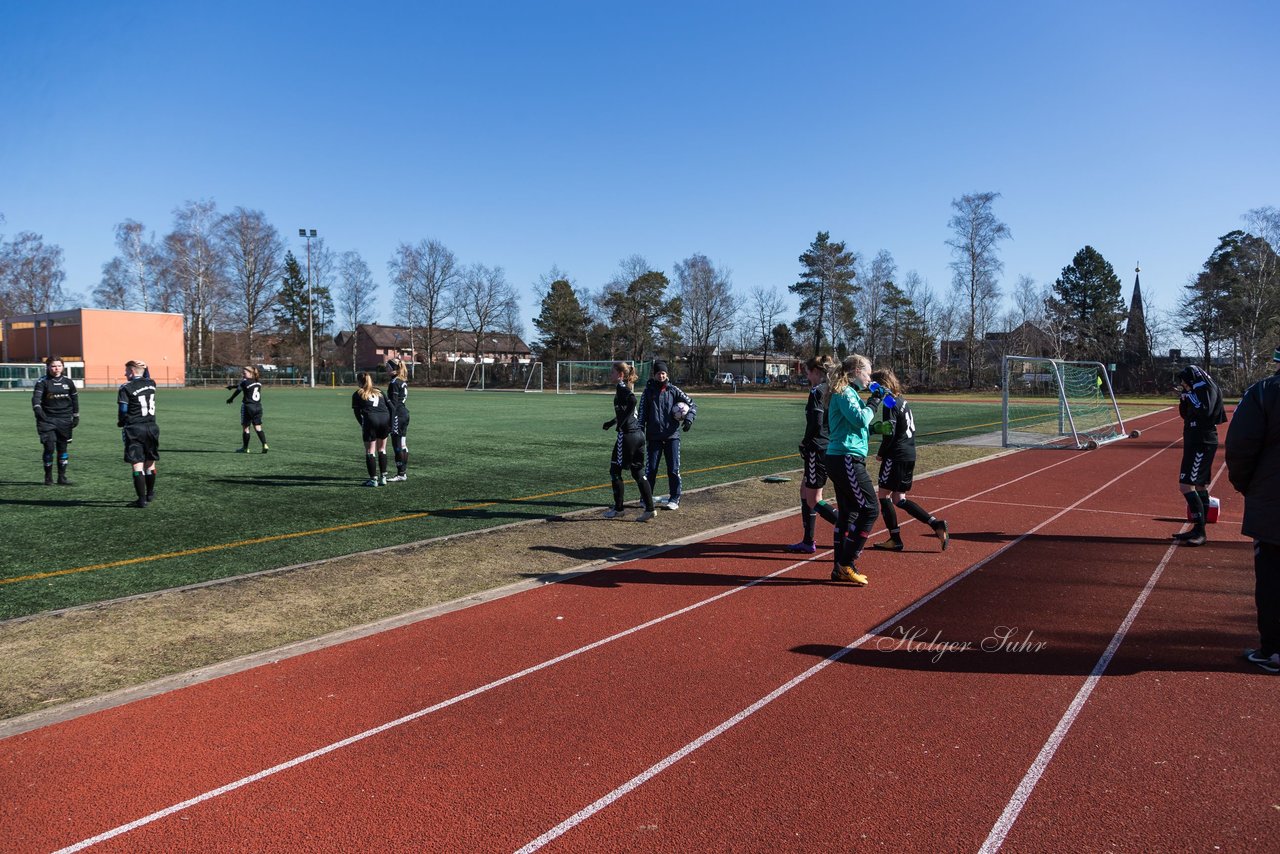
[2,308,186,386]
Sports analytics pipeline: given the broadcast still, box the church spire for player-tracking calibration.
[1124,263,1149,355]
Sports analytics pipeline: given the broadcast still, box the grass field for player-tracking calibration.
[0,387,1163,620]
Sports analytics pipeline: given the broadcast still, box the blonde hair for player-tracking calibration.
[869,367,901,397]
[356,372,377,400]
[387,358,408,381]
[806,354,836,406]
[612,360,638,388]
[243,365,260,380]
[827,354,870,398]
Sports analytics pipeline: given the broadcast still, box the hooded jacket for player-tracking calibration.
[639,378,696,440]
[1225,369,1280,545]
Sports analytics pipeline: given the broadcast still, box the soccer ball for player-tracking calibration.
[673,402,690,421]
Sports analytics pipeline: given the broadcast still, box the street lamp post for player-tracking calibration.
[299,228,317,388]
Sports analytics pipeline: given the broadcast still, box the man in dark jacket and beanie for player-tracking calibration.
[640,360,696,510]
[1172,365,1227,546]
[1225,346,1280,674]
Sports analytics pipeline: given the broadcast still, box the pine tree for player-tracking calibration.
[1045,246,1126,362]
[790,231,858,357]
[533,278,589,365]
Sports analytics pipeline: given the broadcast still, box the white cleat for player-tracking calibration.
[664,500,679,510]
[387,473,408,482]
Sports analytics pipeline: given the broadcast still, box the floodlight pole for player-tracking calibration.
[299,228,317,388]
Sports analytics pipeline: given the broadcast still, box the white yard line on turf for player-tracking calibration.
[54,416,1182,853]
[514,433,1186,853]
[976,460,1229,854]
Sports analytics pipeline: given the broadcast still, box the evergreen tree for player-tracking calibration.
[1044,246,1126,362]
[603,270,681,362]
[533,278,589,365]
[274,250,333,347]
[790,231,858,357]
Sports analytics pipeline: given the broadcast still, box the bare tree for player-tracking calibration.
[217,207,284,363]
[166,200,227,371]
[748,286,787,377]
[675,253,737,381]
[336,250,378,369]
[860,250,897,361]
[455,263,519,360]
[388,239,459,383]
[947,192,1011,388]
[94,258,132,310]
[0,231,68,315]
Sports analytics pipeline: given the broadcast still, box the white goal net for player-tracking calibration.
[1002,356,1131,449]
[555,360,652,394]
[464,361,543,392]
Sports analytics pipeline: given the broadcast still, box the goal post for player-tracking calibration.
[464,361,543,392]
[555,360,652,394]
[1002,356,1130,449]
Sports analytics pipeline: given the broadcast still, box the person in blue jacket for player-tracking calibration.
[640,360,696,510]
[824,354,879,585]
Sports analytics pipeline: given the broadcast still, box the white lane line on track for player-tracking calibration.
[976,460,1229,854]
[514,431,1186,853]
[55,415,1181,853]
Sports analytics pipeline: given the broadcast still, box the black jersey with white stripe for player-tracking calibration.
[118,378,158,426]
[387,377,409,413]
[876,398,917,462]
[609,383,642,433]
[232,379,264,408]
[801,384,829,451]
[1179,377,1226,443]
[352,389,390,421]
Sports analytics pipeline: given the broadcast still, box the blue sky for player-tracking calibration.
[3,1,1278,343]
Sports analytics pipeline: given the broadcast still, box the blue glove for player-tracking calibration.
[882,393,896,410]
[867,382,885,401]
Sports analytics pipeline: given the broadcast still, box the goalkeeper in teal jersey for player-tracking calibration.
[868,369,948,552]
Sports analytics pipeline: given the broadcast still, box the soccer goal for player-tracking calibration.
[555,360,652,394]
[464,361,544,392]
[1002,356,1132,449]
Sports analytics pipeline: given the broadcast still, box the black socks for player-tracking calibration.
[366,454,377,478]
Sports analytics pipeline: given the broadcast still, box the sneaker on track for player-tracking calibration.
[872,539,904,552]
[785,541,817,554]
[932,519,949,551]
[1172,530,1206,546]
[637,510,656,522]
[665,499,680,510]
[1243,649,1280,674]
[602,507,624,519]
[830,565,869,586]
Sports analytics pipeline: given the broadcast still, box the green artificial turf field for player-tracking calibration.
[0,386,1160,619]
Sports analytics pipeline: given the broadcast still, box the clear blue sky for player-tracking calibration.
[3,1,1278,343]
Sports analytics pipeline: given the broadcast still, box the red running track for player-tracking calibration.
[1,409,1276,852]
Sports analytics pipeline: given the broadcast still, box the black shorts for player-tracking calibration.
[361,414,391,443]
[240,404,263,427]
[877,457,916,492]
[799,445,828,489]
[1179,441,1217,486]
[38,417,74,443]
[612,430,645,470]
[391,408,410,440]
[122,423,160,464]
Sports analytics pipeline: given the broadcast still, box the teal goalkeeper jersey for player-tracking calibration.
[825,385,873,458]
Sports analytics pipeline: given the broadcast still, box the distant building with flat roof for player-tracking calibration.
[2,308,186,386]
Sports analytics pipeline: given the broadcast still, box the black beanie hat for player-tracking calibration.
[653,360,669,376]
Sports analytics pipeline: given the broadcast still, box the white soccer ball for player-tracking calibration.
[673,402,690,421]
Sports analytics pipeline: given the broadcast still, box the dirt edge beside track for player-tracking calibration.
[0,445,999,730]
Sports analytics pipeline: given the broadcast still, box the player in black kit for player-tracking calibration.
[1173,365,1227,546]
[118,360,160,508]
[787,355,840,553]
[32,356,80,485]
[226,365,268,453]
[868,369,948,551]
[602,361,656,521]
[385,358,411,482]
[352,372,392,486]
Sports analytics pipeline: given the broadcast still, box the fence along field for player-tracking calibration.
[0,386,1162,620]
